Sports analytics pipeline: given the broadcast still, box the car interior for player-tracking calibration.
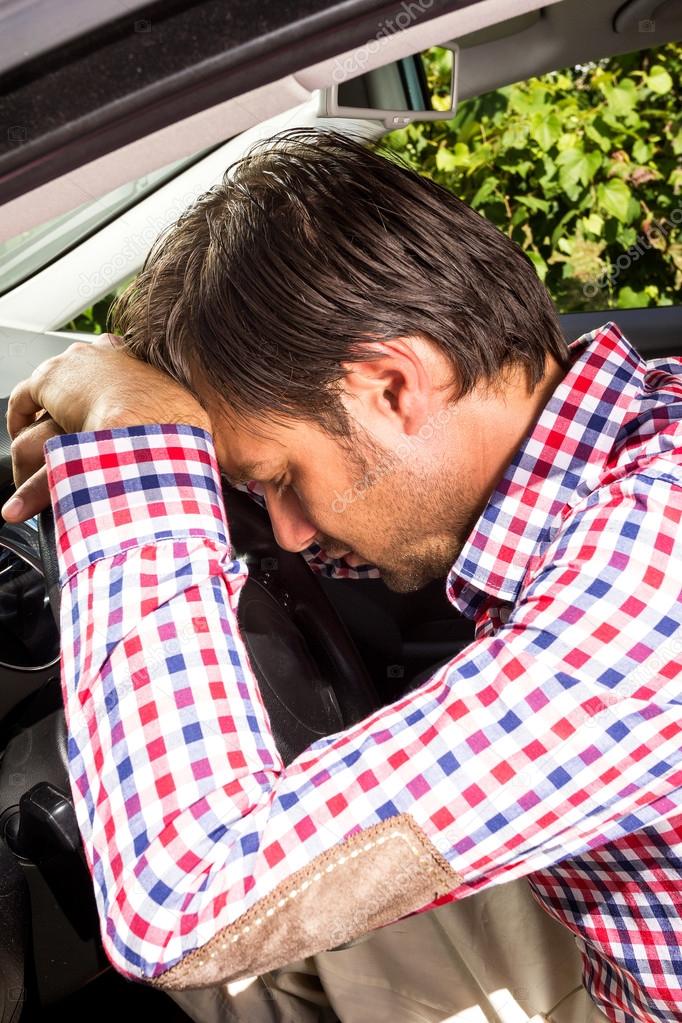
[0,0,680,1019]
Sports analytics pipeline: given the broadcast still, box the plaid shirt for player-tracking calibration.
[44,320,682,1021]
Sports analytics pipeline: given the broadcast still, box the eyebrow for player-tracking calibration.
[223,460,276,486]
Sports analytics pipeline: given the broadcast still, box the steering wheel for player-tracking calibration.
[37,482,381,765]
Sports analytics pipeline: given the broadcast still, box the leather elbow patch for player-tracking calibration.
[149,812,463,991]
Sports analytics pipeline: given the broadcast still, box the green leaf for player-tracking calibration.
[510,208,528,229]
[550,207,580,248]
[501,123,528,150]
[515,195,551,214]
[585,150,603,183]
[632,139,649,163]
[615,225,637,248]
[625,195,641,224]
[387,127,408,149]
[597,179,633,223]
[647,65,673,95]
[538,155,557,184]
[584,123,612,153]
[466,144,494,172]
[602,78,637,117]
[509,84,549,116]
[526,250,548,281]
[435,143,469,171]
[556,148,601,191]
[530,113,562,151]
[669,167,682,191]
[581,212,604,235]
[617,286,651,309]
[509,161,535,182]
[470,177,499,208]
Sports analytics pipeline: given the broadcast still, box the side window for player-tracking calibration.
[382,42,682,314]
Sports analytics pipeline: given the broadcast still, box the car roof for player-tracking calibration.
[0,0,487,206]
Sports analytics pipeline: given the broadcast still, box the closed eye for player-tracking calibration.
[272,474,289,498]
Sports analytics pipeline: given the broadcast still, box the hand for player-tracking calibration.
[2,334,212,524]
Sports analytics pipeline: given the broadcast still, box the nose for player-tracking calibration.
[263,484,318,554]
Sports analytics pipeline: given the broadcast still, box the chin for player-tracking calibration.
[379,548,458,593]
[380,566,438,594]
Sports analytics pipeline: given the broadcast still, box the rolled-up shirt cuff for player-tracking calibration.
[43,423,229,586]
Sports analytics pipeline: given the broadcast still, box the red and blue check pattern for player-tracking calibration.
[44,321,682,1022]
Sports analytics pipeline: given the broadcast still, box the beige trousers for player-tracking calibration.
[164,878,610,1023]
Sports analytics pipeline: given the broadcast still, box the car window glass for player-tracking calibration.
[0,148,210,296]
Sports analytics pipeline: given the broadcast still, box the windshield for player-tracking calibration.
[0,149,209,295]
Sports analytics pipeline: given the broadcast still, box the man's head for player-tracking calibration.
[111,128,572,592]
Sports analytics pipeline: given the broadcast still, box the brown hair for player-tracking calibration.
[110,127,571,435]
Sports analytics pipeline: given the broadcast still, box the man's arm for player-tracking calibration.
[45,424,682,991]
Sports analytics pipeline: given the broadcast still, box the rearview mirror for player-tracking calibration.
[320,44,459,129]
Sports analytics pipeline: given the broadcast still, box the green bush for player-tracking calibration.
[65,42,680,333]
[383,41,682,313]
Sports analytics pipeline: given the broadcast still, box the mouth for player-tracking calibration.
[324,545,364,567]
[341,551,366,567]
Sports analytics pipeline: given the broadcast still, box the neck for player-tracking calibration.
[457,352,570,529]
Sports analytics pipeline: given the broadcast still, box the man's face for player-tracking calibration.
[212,408,483,594]
[206,336,566,594]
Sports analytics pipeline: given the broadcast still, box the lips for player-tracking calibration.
[342,552,366,567]
[325,544,361,568]
[321,544,366,567]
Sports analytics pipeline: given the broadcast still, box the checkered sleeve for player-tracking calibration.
[234,480,381,579]
[44,424,682,989]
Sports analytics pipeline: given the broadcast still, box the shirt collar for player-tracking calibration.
[447,320,646,618]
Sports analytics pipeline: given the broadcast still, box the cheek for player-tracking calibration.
[295,482,356,546]
[298,462,353,517]
[297,444,385,540]
[325,483,383,536]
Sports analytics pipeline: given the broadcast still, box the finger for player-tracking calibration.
[10,414,64,488]
[6,376,45,441]
[0,465,50,523]
[93,333,124,350]
[7,344,90,439]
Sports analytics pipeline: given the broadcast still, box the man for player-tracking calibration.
[3,128,681,1023]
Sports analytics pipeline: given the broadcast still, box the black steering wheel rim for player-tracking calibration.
[37,484,381,766]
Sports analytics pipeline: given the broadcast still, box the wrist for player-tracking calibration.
[82,403,212,435]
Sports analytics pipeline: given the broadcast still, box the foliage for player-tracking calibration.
[65,43,681,333]
[62,278,133,334]
[383,42,682,313]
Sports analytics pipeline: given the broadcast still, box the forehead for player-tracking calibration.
[211,408,303,480]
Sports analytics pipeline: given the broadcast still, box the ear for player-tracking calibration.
[340,338,433,436]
